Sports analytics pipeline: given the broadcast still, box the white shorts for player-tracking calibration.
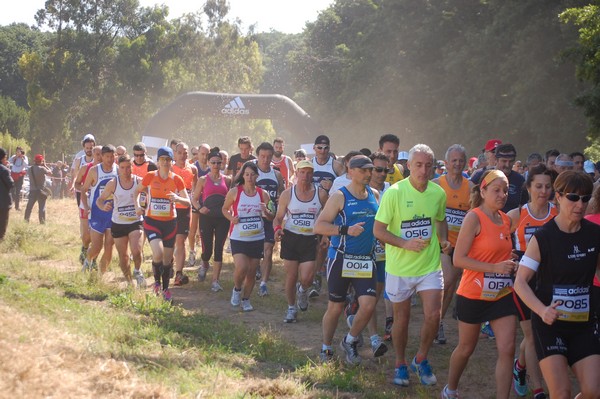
[385,270,444,303]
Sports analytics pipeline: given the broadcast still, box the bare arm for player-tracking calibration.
[222,187,239,224]
[191,176,206,211]
[95,178,116,212]
[314,191,365,237]
[273,188,291,241]
[80,167,97,213]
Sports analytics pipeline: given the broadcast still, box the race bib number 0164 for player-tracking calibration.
[341,254,374,278]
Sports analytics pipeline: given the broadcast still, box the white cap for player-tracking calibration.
[81,133,95,144]
[397,151,409,161]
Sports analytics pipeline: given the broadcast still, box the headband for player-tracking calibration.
[480,170,506,189]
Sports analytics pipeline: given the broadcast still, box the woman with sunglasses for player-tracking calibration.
[514,171,600,399]
[222,161,274,311]
[192,148,232,292]
[507,164,556,399]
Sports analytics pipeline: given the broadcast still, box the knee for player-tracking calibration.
[423,308,441,324]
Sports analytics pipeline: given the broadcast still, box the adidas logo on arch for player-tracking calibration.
[222,96,250,115]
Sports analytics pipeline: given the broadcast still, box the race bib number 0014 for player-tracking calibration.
[341,254,374,278]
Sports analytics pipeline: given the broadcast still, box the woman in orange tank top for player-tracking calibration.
[507,164,556,399]
[441,170,518,399]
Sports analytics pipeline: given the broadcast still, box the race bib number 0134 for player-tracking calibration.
[341,254,374,278]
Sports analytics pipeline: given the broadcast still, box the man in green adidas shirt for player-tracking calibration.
[374,144,451,388]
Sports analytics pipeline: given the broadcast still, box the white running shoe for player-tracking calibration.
[241,299,254,312]
[133,269,146,288]
[231,288,241,306]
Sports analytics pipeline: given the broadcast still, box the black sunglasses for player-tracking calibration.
[374,167,391,173]
[210,161,222,165]
[133,153,145,157]
[315,145,329,150]
[559,192,591,203]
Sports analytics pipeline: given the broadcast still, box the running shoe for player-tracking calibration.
[320,348,334,363]
[211,281,223,292]
[283,307,297,323]
[187,250,196,267]
[258,283,268,297]
[153,282,161,296]
[79,246,86,265]
[90,259,98,271]
[345,315,364,348]
[512,358,528,396]
[339,337,361,366]
[133,269,146,288]
[81,258,90,272]
[384,317,393,341]
[480,322,495,340]
[230,288,241,306]
[296,284,309,311]
[434,321,447,344]
[410,357,437,386]
[241,299,254,312]
[344,297,359,318]
[309,275,322,298]
[198,266,207,282]
[174,272,184,286]
[163,289,172,303]
[441,384,459,399]
[371,335,388,357]
[533,392,547,399]
[255,268,262,281]
[393,365,410,387]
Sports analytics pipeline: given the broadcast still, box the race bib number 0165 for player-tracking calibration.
[341,254,374,278]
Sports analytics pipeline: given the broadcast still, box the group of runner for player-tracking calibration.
[70,133,600,399]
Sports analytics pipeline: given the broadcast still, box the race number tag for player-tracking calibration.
[480,273,513,300]
[289,213,315,234]
[374,240,385,262]
[239,216,262,237]
[342,254,374,278]
[552,285,590,322]
[400,217,432,242]
[149,198,171,217]
[118,204,138,222]
[445,208,467,234]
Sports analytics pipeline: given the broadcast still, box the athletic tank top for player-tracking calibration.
[513,203,557,252]
[112,176,143,224]
[312,156,337,183]
[255,164,279,204]
[132,161,150,178]
[229,187,266,242]
[456,207,513,301]
[90,163,118,219]
[172,163,194,209]
[385,163,404,184]
[202,174,228,218]
[534,219,600,325]
[79,162,95,211]
[141,171,185,221]
[439,175,471,247]
[271,156,292,188]
[374,183,390,262]
[195,161,210,178]
[328,186,378,259]
[283,185,321,236]
[75,155,94,193]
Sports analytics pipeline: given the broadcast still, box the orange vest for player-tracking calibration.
[457,207,513,301]
[172,163,194,209]
[141,171,185,221]
[438,175,470,247]
[513,203,557,252]
[132,162,150,178]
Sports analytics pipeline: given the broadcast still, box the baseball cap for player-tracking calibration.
[349,155,374,169]
[495,143,517,158]
[314,135,330,145]
[436,160,446,169]
[469,156,478,168]
[34,154,44,163]
[295,160,314,170]
[157,146,174,159]
[397,151,409,161]
[81,133,95,144]
[584,160,596,174]
[483,139,502,152]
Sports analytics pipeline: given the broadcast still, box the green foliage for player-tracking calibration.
[0,97,29,139]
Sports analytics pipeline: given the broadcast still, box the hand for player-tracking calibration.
[320,179,333,191]
[231,216,240,225]
[439,240,452,255]
[275,228,284,242]
[167,192,179,202]
[495,259,517,274]
[347,222,366,237]
[135,206,145,216]
[541,302,561,325]
[403,238,428,252]
[102,201,113,212]
[199,206,209,215]
[319,236,329,248]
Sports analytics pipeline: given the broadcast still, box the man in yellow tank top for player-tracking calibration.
[378,134,405,184]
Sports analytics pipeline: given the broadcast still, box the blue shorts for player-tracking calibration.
[375,261,386,284]
[89,214,112,234]
[326,254,376,303]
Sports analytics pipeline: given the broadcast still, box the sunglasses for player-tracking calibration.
[559,192,591,203]
[315,145,329,151]
[374,167,391,173]
[210,161,222,165]
[133,153,145,158]
[192,153,198,156]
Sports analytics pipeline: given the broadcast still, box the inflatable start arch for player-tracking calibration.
[142,92,323,149]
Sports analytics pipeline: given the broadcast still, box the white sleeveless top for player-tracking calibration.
[283,185,321,236]
[112,176,143,224]
[229,187,266,242]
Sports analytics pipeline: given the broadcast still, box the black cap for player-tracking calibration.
[349,155,374,169]
[314,135,330,145]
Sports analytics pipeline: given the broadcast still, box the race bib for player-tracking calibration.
[149,198,171,218]
[118,204,138,222]
[481,273,513,300]
[523,226,540,245]
[401,217,432,242]
[341,254,374,278]
[445,208,467,233]
[139,192,147,208]
[374,240,385,262]
[239,216,262,237]
[552,285,590,322]
[289,213,315,234]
